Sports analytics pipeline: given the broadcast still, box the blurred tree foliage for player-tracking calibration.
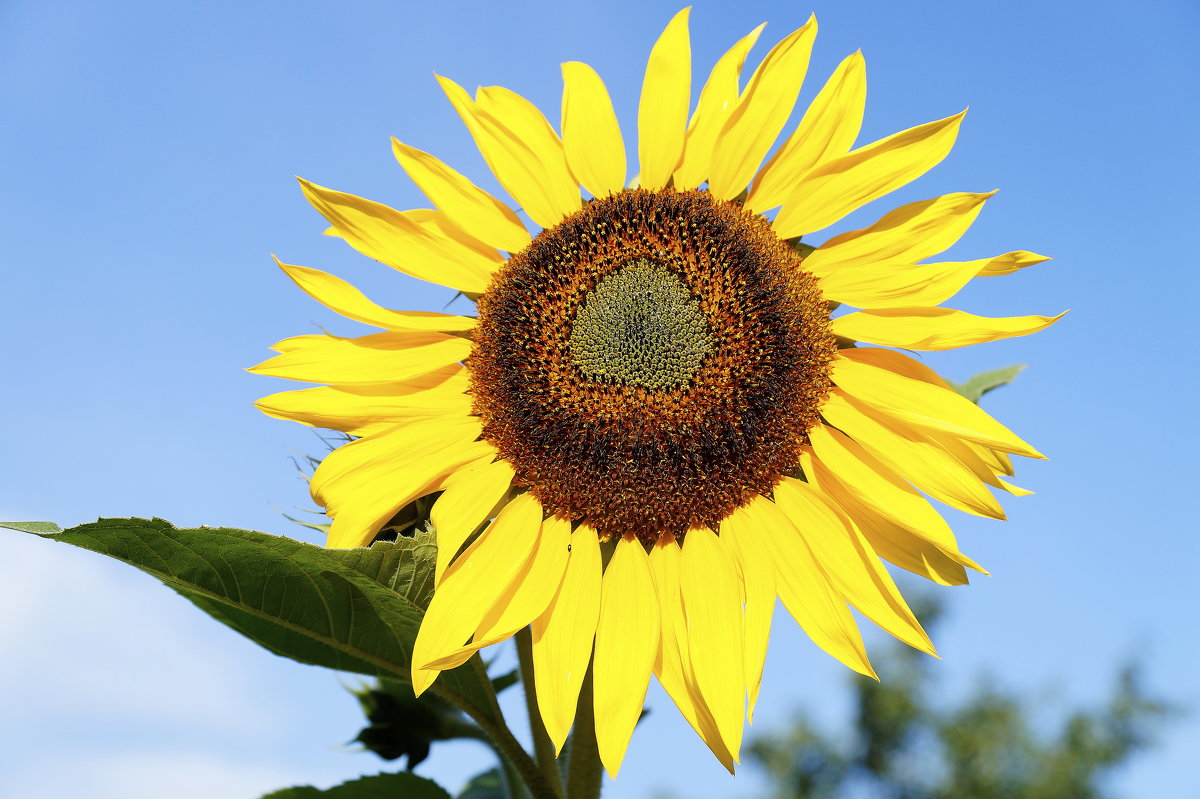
[745,597,1174,799]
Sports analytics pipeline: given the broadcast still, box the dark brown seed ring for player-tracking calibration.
[470,188,836,544]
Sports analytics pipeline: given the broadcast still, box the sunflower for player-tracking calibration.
[252,8,1060,777]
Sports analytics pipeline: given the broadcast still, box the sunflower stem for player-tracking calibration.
[436,657,560,799]
[516,626,566,798]
[564,663,603,799]
[499,755,534,799]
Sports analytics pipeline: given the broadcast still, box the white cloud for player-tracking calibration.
[0,533,276,735]
[0,750,297,799]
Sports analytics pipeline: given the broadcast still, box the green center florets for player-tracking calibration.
[568,259,713,389]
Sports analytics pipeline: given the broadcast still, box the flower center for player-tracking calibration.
[470,189,835,543]
[569,258,713,390]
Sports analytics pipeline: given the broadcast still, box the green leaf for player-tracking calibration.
[9,518,500,724]
[350,677,485,768]
[262,771,452,799]
[490,668,520,695]
[329,523,438,609]
[0,521,62,533]
[456,768,505,799]
[947,364,1027,404]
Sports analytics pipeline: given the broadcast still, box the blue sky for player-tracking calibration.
[2,0,1197,797]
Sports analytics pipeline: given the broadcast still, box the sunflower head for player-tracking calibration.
[471,187,836,543]
[252,6,1059,779]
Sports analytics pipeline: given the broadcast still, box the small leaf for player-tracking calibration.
[0,521,62,533]
[263,771,452,799]
[350,678,483,768]
[457,768,506,799]
[947,364,1027,404]
[490,668,520,695]
[8,518,501,725]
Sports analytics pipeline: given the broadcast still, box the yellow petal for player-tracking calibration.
[976,250,1051,276]
[430,457,516,583]
[738,499,875,678]
[248,330,470,385]
[648,535,688,709]
[673,24,765,190]
[297,178,498,294]
[800,450,973,586]
[638,7,691,190]
[423,514,572,669]
[708,16,817,201]
[476,85,581,219]
[311,416,491,549]
[681,528,745,758]
[717,513,776,722]
[844,508,971,586]
[831,349,1045,459]
[532,526,602,753]
[401,207,504,261]
[842,345,953,385]
[255,373,471,437]
[974,443,1015,476]
[774,111,966,238]
[807,423,971,557]
[832,307,1066,351]
[471,515,571,647]
[925,433,1031,498]
[803,192,994,277]
[391,139,530,253]
[837,352,1031,475]
[772,477,935,655]
[821,389,1005,519]
[800,446,983,584]
[648,535,737,773]
[593,535,660,777]
[923,429,1010,489]
[274,258,477,332]
[746,51,866,214]
[561,61,626,197]
[814,255,991,309]
[412,494,543,694]
[437,76,580,229]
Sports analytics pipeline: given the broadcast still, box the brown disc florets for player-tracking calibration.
[470,188,835,543]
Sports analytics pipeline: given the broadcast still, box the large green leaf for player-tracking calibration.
[9,518,499,724]
[262,771,451,799]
